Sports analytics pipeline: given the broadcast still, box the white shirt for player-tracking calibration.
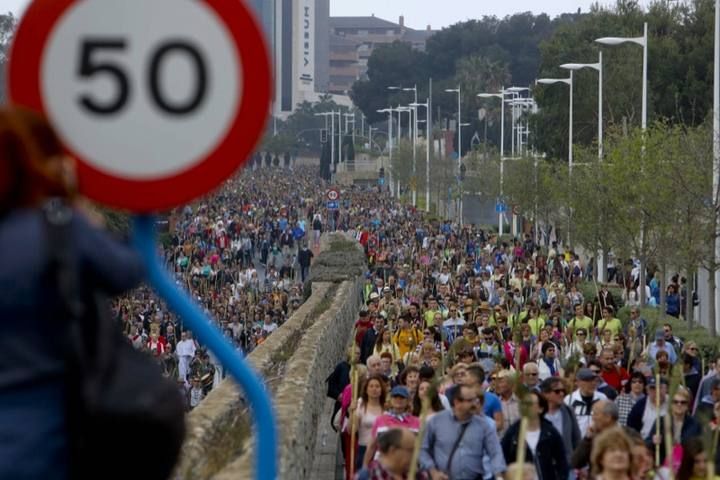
[525,429,541,455]
[641,400,668,438]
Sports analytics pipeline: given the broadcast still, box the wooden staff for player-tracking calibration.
[407,394,430,480]
[709,425,720,480]
[348,366,359,479]
[655,372,661,467]
[515,416,529,480]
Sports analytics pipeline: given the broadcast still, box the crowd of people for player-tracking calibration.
[111,167,327,409]
[319,178,720,480]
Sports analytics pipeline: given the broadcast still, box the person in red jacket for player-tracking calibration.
[355,308,373,347]
[600,347,629,391]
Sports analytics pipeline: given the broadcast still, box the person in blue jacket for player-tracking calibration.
[0,107,145,480]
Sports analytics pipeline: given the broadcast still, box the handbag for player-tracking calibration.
[44,201,186,480]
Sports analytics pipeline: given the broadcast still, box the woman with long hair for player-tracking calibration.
[411,379,444,419]
[676,437,718,480]
[348,374,387,474]
[614,372,646,426]
[0,107,145,479]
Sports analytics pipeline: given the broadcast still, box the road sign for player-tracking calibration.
[327,200,339,210]
[8,0,271,212]
[326,188,340,201]
[495,203,507,213]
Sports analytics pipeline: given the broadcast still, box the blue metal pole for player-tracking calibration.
[132,216,277,480]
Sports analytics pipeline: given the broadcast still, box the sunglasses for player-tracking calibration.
[672,400,688,405]
[525,372,538,376]
[590,369,601,374]
[553,389,566,394]
[689,347,698,351]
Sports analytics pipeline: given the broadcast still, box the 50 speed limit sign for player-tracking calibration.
[8,0,271,212]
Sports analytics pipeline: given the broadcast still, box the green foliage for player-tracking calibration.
[533,0,716,159]
[351,12,578,153]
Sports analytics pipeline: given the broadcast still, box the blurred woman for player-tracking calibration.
[501,391,568,479]
[648,387,701,465]
[676,437,719,480]
[411,379,444,419]
[591,427,634,480]
[0,107,145,479]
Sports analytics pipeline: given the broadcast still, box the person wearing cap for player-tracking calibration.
[564,367,608,437]
[420,384,506,480]
[626,375,668,438]
[647,328,678,367]
[362,385,420,467]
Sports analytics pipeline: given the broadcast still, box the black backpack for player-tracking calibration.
[44,201,185,480]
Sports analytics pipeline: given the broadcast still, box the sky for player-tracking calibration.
[4,0,647,29]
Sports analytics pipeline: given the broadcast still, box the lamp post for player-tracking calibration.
[314,111,335,174]
[537,74,573,246]
[714,0,720,332]
[561,52,603,159]
[404,85,419,206]
[445,87,463,224]
[505,87,529,157]
[377,107,396,197]
[596,23,648,303]
[477,90,506,235]
[596,23,647,131]
[536,74,573,174]
[410,99,432,212]
[561,53,605,281]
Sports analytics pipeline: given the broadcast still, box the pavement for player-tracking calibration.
[308,397,344,480]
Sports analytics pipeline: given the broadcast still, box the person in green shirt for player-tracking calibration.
[526,306,545,337]
[596,306,622,337]
[568,303,593,339]
[423,296,441,327]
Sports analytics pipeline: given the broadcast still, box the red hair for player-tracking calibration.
[0,106,73,214]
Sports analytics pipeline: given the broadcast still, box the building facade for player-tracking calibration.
[328,15,435,94]
[246,0,332,116]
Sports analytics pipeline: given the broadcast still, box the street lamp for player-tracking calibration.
[536,74,574,173]
[478,91,507,235]
[561,52,603,160]
[537,74,574,247]
[410,99,432,212]
[596,24,648,302]
[404,86,419,206]
[377,107,397,197]
[445,87,463,224]
[314,111,335,174]
[596,23,647,131]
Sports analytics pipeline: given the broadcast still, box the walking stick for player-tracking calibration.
[348,366,359,479]
[655,372,661,467]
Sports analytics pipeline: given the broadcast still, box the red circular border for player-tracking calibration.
[327,188,339,201]
[8,0,272,213]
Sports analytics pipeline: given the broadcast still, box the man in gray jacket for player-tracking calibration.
[540,377,581,465]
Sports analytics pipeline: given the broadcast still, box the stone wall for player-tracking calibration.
[176,234,365,480]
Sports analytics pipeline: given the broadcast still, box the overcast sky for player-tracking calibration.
[4,0,647,29]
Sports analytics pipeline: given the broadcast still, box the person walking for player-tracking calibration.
[540,377,581,466]
[420,384,506,480]
[501,391,569,480]
[0,107,146,480]
[565,368,608,437]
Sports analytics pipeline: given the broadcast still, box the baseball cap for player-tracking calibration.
[647,376,669,388]
[390,386,410,398]
[576,368,598,381]
[369,292,380,300]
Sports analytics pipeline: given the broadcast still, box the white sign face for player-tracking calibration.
[327,189,339,201]
[296,0,313,90]
[40,0,242,180]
